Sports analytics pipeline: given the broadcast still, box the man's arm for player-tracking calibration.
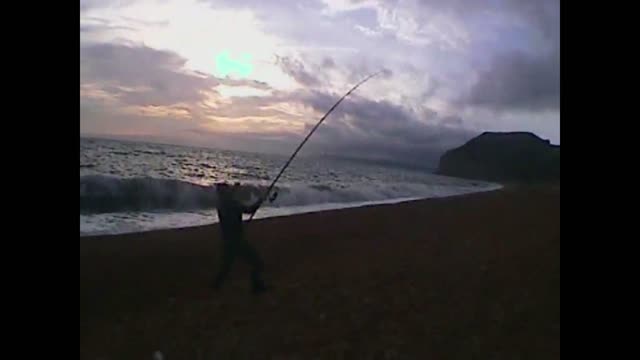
[239,199,262,215]
[239,190,277,214]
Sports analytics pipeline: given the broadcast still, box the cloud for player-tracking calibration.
[355,24,382,37]
[322,57,336,69]
[441,115,463,127]
[80,23,136,33]
[321,0,472,50]
[388,0,560,112]
[167,85,478,166]
[276,56,323,87]
[81,42,275,108]
[119,16,170,28]
[79,40,475,166]
[285,89,476,164]
[464,49,559,111]
[80,0,136,12]
[81,42,219,107]
[81,0,560,158]
[216,77,272,90]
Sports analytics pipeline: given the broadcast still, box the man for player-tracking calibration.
[212,182,277,294]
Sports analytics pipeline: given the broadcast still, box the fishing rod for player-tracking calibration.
[248,70,383,222]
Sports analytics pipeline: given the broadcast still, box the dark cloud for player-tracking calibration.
[80,24,135,33]
[81,43,218,106]
[289,89,475,165]
[410,0,559,31]
[80,0,135,12]
[337,97,468,150]
[422,108,438,120]
[311,122,475,167]
[465,48,559,111]
[343,59,392,84]
[81,43,273,109]
[322,57,336,69]
[81,15,168,33]
[390,0,560,112]
[275,56,322,87]
[380,68,393,78]
[441,115,463,126]
[187,86,475,166]
[218,77,272,90]
[119,16,170,28]
[506,0,560,41]
[420,76,441,100]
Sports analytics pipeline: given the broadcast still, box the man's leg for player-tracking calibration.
[239,241,268,293]
[212,241,236,290]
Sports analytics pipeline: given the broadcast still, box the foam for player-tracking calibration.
[80,184,502,236]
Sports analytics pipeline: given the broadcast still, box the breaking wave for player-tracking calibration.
[80,175,497,214]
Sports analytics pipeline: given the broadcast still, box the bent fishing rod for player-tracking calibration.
[247,71,383,222]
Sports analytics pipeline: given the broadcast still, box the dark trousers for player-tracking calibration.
[213,236,265,290]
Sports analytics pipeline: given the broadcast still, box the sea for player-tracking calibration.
[80,137,501,236]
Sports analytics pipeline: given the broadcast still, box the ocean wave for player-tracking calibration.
[80,176,287,214]
[80,175,499,215]
[81,176,218,214]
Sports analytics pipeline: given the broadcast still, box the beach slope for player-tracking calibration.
[80,186,559,359]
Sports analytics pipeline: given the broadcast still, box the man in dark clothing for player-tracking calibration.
[212,182,276,294]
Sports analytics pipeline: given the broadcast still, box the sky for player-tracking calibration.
[80,0,559,166]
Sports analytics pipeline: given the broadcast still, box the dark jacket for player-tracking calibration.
[217,197,260,241]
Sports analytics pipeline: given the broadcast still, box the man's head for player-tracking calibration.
[215,181,244,201]
[215,182,233,200]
